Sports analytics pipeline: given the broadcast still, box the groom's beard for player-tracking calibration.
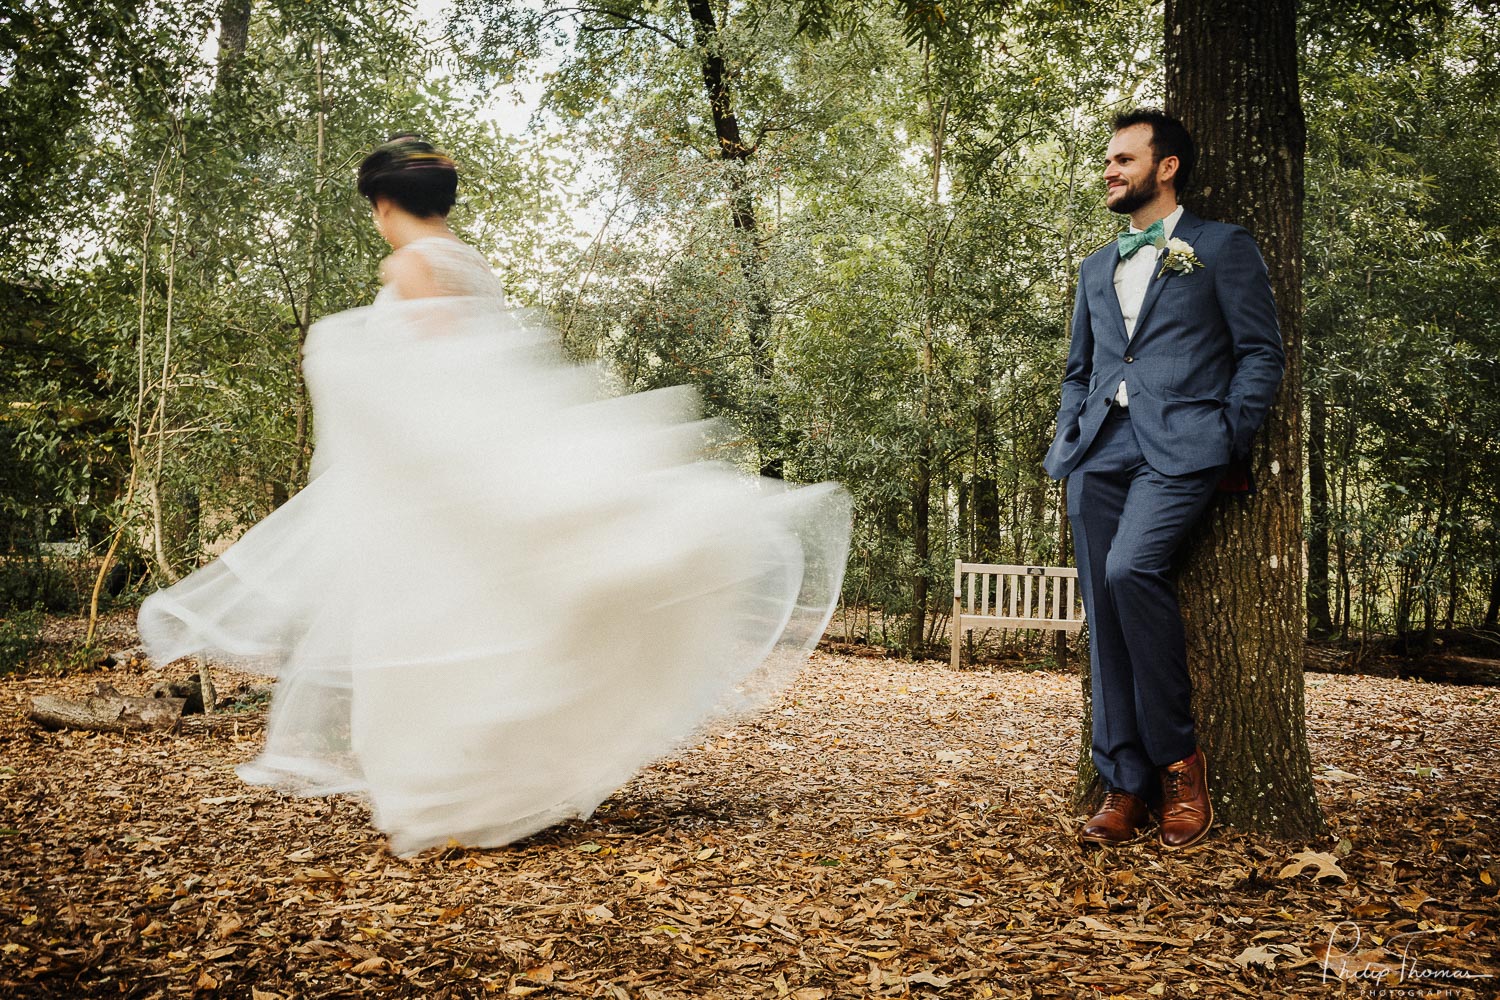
[1108,174,1159,215]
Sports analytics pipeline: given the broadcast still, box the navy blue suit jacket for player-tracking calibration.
[1043,210,1285,480]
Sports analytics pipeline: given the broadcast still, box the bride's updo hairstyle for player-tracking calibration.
[357,135,458,218]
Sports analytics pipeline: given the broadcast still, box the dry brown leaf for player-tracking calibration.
[1397,888,1435,911]
[905,971,952,987]
[1276,850,1347,881]
[1316,947,1400,982]
[1232,943,1308,970]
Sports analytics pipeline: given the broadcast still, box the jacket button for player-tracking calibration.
[1124,355,1135,363]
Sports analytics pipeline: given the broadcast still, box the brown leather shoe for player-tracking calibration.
[1159,748,1214,850]
[1079,790,1150,846]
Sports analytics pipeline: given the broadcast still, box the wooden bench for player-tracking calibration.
[950,560,1085,669]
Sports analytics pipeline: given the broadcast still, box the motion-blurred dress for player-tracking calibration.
[137,237,850,855]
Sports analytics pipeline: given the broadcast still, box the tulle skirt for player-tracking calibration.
[138,298,850,855]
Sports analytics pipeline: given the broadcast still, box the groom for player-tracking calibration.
[1043,109,1284,849]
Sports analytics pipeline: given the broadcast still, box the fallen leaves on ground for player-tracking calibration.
[1275,851,1347,882]
[1,625,1496,998]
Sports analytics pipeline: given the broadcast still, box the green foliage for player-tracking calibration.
[1303,2,1500,636]
[456,0,1159,651]
[2,0,545,597]
[7,0,1497,654]
[0,607,46,675]
[0,558,83,613]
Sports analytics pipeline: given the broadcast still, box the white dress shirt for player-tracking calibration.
[1114,204,1184,407]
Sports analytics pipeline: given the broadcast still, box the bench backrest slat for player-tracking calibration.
[950,559,1086,669]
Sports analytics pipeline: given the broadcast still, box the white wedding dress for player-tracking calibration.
[138,238,850,855]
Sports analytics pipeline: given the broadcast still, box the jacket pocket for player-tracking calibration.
[1158,386,1225,405]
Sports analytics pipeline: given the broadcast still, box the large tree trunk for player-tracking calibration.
[1159,0,1324,837]
[1061,0,1324,835]
[685,0,782,478]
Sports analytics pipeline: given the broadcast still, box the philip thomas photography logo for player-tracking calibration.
[1319,920,1495,996]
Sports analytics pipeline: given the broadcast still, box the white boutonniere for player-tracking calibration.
[1156,236,1203,278]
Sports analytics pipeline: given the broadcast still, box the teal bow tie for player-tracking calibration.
[1118,218,1165,260]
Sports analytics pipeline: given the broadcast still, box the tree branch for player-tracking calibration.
[559,4,688,48]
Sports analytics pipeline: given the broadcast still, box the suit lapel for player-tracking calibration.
[1092,248,1129,344]
[1132,210,1205,340]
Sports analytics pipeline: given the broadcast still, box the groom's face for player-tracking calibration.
[1104,124,1167,214]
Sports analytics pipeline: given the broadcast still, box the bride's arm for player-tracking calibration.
[380,246,446,300]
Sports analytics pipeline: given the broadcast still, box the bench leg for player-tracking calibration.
[950,596,962,670]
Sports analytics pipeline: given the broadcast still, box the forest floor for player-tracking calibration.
[1,615,1496,999]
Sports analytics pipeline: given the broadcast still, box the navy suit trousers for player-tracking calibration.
[1066,408,1224,800]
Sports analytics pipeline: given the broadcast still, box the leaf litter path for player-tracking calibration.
[1,652,1496,999]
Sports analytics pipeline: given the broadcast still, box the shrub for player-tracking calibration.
[0,607,45,675]
[0,557,89,613]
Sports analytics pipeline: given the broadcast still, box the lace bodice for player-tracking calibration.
[379,237,506,303]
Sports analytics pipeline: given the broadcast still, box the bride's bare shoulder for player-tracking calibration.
[380,242,447,300]
[381,238,503,303]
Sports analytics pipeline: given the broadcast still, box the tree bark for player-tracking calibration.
[1306,384,1333,638]
[149,672,213,714]
[214,0,252,92]
[908,71,948,654]
[910,455,931,652]
[147,152,188,586]
[30,686,184,735]
[1335,417,1352,638]
[1160,0,1324,837]
[973,408,1001,562]
[1485,558,1500,630]
[1439,431,1468,634]
[684,0,782,478]
[291,34,327,489]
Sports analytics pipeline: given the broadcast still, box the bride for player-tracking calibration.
[138,136,851,856]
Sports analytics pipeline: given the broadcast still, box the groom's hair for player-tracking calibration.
[1113,108,1195,197]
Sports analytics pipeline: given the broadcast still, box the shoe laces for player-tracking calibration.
[1102,790,1134,811]
[1162,763,1194,803]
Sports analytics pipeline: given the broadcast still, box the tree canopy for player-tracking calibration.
[3,0,1497,657]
